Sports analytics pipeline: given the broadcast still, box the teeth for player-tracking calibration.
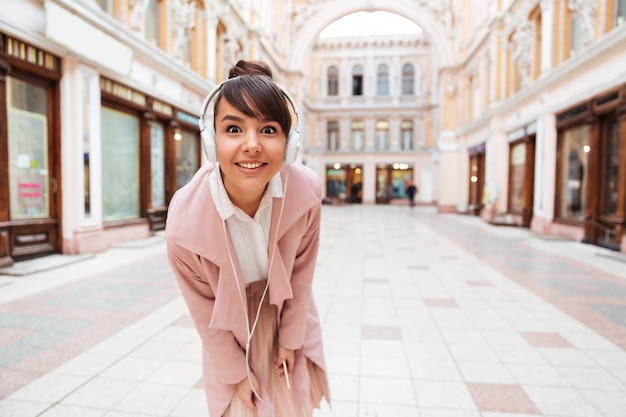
[239,162,263,169]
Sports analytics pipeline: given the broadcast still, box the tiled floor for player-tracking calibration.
[1,205,626,416]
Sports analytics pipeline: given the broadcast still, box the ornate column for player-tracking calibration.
[390,118,401,151]
[315,118,324,150]
[365,119,375,151]
[340,118,350,151]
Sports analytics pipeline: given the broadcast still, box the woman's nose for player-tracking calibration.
[242,131,261,152]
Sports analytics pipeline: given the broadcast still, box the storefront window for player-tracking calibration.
[349,166,363,203]
[509,141,526,213]
[151,122,166,207]
[101,107,140,220]
[7,77,49,219]
[376,166,389,199]
[376,163,413,201]
[391,165,413,198]
[326,166,346,199]
[557,125,588,219]
[176,129,198,188]
[602,119,619,216]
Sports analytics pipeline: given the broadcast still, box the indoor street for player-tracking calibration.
[1,205,626,417]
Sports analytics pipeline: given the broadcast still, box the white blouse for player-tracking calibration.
[209,165,283,285]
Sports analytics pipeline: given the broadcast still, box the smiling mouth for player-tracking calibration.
[237,162,266,169]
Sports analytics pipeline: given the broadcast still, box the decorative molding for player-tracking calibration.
[129,0,148,31]
[169,0,196,63]
[568,0,597,47]
[293,1,324,31]
[511,19,533,87]
[417,0,454,32]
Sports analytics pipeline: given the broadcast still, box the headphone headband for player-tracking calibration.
[198,77,301,164]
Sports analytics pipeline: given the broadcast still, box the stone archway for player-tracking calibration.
[288,0,456,70]
[285,0,461,211]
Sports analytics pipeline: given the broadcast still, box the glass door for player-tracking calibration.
[7,77,50,220]
[596,116,621,249]
[175,128,199,189]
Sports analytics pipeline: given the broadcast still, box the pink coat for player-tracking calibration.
[166,163,330,417]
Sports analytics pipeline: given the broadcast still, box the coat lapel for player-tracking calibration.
[266,165,320,307]
[168,164,320,340]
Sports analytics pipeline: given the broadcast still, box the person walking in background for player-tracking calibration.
[166,60,330,417]
[406,179,418,209]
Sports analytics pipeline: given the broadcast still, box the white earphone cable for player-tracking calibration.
[218,163,291,404]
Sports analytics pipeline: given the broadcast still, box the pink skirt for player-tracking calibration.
[223,280,324,417]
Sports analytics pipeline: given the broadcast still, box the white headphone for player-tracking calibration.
[198,78,301,164]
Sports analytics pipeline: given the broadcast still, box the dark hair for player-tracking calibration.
[214,60,292,137]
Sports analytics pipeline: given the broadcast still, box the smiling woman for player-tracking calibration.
[166,60,330,417]
[319,11,422,38]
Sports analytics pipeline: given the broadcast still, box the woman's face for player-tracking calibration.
[214,98,286,201]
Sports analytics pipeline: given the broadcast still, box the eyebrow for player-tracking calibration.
[220,115,244,123]
[219,114,278,124]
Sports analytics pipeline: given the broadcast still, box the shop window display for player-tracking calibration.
[101,106,140,220]
[557,125,588,219]
[176,129,199,189]
[7,77,49,219]
[509,142,526,213]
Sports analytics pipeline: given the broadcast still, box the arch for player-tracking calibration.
[289,0,454,70]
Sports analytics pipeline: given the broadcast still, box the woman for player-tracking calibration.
[166,60,330,417]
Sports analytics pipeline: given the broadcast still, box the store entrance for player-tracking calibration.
[376,163,413,204]
[468,146,485,215]
[325,164,363,204]
[1,74,61,265]
[587,113,623,250]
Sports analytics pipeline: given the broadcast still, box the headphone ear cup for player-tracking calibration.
[201,127,217,163]
[284,131,300,164]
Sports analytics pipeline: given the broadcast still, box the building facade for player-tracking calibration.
[445,0,626,252]
[1,0,625,267]
[303,35,438,205]
[0,0,293,265]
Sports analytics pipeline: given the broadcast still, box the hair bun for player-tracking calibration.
[229,60,273,79]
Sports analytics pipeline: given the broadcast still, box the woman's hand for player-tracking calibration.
[236,373,261,411]
[275,345,295,381]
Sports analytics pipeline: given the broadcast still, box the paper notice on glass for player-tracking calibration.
[17,154,30,168]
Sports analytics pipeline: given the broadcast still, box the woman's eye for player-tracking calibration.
[261,126,277,134]
[226,126,241,134]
